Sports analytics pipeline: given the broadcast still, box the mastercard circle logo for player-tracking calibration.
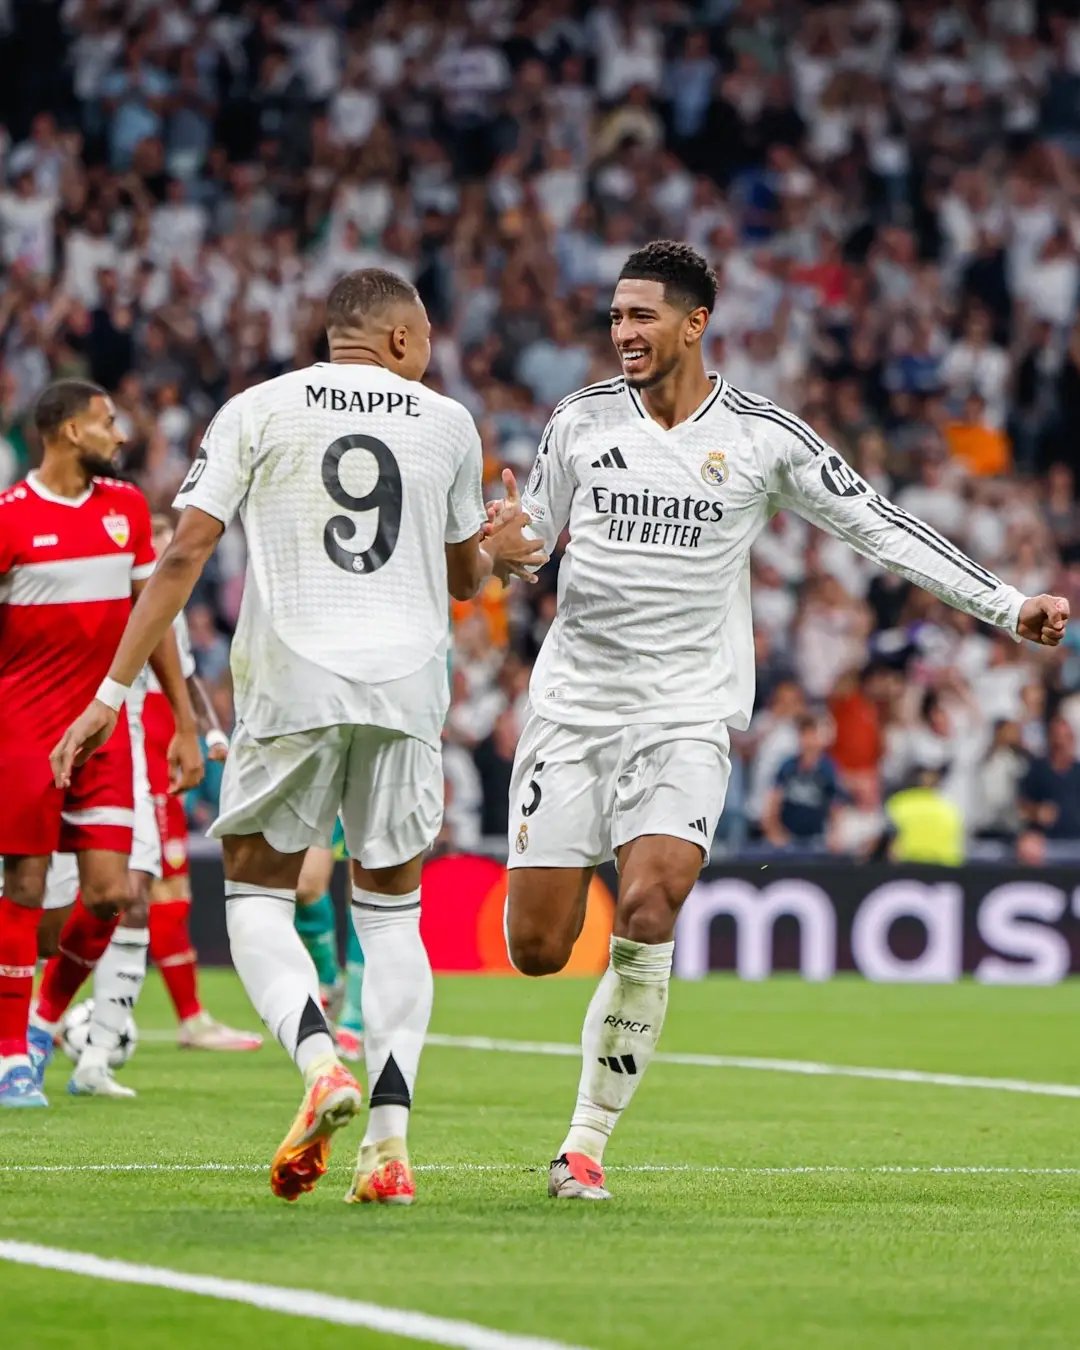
[420,854,614,975]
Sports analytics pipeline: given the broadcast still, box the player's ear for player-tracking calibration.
[684,306,709,345]
[389,325,408,361]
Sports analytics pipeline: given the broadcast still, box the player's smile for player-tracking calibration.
[619,346,650,376]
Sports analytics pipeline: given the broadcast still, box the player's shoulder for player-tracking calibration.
[718,381,828,459]
[92,476,151,523]
[92,476,145,498]
[0,480,32,511]
[409,380,478,436]
[548,375,629,430]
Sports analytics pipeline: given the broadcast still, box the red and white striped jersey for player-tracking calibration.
[0,473,154,743]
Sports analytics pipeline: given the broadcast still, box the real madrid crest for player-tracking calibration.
[700,451,728,487]
[515,822,529,854]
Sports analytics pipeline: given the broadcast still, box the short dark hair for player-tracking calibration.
[33,379,108,439]
[618,240,717,314]
[325,269,421,330]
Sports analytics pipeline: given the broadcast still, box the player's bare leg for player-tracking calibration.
[509,840,701,1200]
[0,854,50,1106]
[223,832,361,1201]
[28,849,131,1087]
[344,852,429,1207]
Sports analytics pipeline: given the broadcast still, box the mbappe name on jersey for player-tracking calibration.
[305,385,421,417]
[591,485,723,549]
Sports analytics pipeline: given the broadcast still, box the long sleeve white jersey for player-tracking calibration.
[520,374,1025,731]
[173,362,486,746]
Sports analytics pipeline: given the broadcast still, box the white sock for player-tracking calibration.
[350,886,432,1149]
[225,882,337,1082]
[79,926,149,1073]
[559,936,674,1165]
[0,1053,30,1076]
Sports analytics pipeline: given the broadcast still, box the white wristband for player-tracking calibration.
[95,677,130,711]
[205,729,229,752]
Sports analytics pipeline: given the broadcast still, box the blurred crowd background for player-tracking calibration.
[6,0,1080,864]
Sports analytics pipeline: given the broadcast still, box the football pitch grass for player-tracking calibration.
[3,972,1080,1350]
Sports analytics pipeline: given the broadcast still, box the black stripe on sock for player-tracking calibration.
[370,1052,411,1109]
[295,995,330,1049]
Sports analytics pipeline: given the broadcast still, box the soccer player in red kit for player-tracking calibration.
[0,380,202,1107]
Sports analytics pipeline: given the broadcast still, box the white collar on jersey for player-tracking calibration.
[26,470,93,509]
[624,372,728,434]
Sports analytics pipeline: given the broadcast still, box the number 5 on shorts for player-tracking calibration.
[520,761,545,817]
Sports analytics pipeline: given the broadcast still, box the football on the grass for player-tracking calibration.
[60,999,137,1069]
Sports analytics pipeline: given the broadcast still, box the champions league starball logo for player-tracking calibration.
[527,456,543,496]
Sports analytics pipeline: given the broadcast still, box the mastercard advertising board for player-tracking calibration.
[419,853,615,974]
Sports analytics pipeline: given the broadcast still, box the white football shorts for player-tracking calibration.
[506,713,732,869]
[212,722,444,868]
[42,851,79,911]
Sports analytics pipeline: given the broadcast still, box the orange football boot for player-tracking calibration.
[344,1139,416,1206]
[270,1062,363,1201]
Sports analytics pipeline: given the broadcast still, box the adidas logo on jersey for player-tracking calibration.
[591,448,628,469]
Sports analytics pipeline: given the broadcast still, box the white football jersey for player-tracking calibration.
[174,363,485,743]
[521,374,1025,730]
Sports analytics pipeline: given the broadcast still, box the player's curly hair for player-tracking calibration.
[618,240,718,315]
[326,268,421,330]
[33,379,107,439]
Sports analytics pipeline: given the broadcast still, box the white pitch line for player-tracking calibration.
[425,1034,1080,1100]
[1,1163,1078,1176]
[0,1242,593,1350]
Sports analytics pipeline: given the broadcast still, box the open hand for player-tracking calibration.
[50,700,119,789]
[1017,594,1070,646]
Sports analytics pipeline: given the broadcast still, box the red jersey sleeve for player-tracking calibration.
[0,489,24,575]
[128,489,155,582]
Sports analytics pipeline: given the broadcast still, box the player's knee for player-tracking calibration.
[3,874,46,909]
[507,927,572,977]
[124,896,149,927]
[80,880,131,918]
[617,878,681,946]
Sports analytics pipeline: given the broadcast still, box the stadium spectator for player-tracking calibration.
[1019,715,1080,841]
[885,764,965,866]
[761,715,845,853]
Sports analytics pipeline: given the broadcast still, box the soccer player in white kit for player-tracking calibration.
[51,269,545,1203]
[495,241,1070,1200]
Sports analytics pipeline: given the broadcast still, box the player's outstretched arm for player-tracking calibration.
[50,507,223,788]
[774,430,1070,648]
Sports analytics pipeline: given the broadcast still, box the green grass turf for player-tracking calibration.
[3,973,1080,1349]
